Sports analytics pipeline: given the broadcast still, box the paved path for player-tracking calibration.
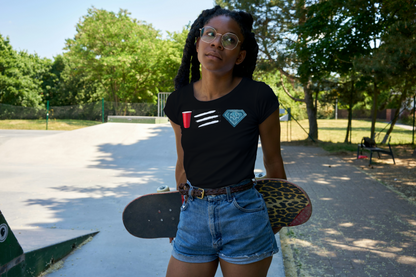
[395,123,415,131]
[279,146,416,277]
[0,124,283,277]
[0,129,64,146]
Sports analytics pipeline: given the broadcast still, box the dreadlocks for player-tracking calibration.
[174,5,259,90]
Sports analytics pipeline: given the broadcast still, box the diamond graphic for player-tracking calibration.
[223,110,247,127]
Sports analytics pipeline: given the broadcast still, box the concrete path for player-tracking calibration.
[0,129,64,146]
[395,123,415,131]
[0,123,283,277]
[279,146,416,277]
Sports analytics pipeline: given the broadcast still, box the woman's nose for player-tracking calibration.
[210,34,224,49]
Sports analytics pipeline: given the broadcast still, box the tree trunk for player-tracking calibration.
[344,79,354,143]
[370,80,379,140]
[382,86,408,143]
[344,103,353,143]
[304,82,318,140]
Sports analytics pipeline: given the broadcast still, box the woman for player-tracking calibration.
[164,6,286,277]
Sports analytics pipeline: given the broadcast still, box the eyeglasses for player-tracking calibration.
[199,26,241,50]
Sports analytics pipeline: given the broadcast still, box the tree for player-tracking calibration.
[64,7,166,105]
[0,34,46,108]
[294,0,416,143]
[42,54,105,106]
[155,27,189,93]
[364,0,416,143]
[293,0,387,142]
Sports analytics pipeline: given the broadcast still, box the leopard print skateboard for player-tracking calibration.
[122,178,312,238]
[254,178,312,228]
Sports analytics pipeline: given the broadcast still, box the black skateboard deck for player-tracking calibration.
[123,178,312,238]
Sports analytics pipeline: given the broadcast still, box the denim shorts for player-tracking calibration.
[172,179,279,264]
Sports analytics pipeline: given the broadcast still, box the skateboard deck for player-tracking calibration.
[123,178,312,238]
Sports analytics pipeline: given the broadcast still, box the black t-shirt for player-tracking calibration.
[164,78,279,189]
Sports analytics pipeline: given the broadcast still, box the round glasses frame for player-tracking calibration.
[199,26,241,50]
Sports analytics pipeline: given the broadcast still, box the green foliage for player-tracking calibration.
[50,55,105,106]
[1,7,188,110]
[254,70,307,120]
[0,34,47,108]
[294,0,379,83]
[64,7,170,104]
[157,27,189,93]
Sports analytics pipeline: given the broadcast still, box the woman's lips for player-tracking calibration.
[205,52,222,60]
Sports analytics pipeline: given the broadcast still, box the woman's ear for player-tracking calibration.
[196,38,200,53]
[235,50,246,65]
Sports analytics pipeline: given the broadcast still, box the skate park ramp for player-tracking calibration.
[0,122,284,277]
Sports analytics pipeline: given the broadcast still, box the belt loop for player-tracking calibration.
[226,186,232,202]
[187,180,194,201]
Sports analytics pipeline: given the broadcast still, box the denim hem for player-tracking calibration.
[171,244,218,264]
[218,248,279,265]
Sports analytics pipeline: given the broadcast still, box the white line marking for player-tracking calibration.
[196,115,219,123]
[194,110,216,118]
[198,120,219,128]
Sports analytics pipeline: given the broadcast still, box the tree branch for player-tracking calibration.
[279,74,305,103]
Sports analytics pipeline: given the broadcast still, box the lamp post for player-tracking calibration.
[335,98,338,120]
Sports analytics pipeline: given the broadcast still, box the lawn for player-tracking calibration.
[280,119,414,145]
[0,119,102,131]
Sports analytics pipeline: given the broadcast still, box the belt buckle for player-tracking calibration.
[196,188,205,199]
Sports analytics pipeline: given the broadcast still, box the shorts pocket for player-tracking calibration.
[232,189,266,213]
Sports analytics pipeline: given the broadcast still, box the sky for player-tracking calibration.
[0,0,216,59]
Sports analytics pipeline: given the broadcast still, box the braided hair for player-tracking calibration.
[174,5,259,90]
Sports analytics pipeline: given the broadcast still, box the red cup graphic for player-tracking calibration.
[182,111,192,128]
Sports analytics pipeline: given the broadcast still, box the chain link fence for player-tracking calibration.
[0,101,158,122]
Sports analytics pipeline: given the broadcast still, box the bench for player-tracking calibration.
[357,137,396,165]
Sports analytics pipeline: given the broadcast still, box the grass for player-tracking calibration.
[280,119,415,153]
[0,119,102,131]
[281,119,414,144]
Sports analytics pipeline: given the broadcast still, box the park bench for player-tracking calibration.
[357,137,395,165]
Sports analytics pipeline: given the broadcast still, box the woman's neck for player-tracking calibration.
[193,72,242,102]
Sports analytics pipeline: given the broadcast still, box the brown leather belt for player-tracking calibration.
[178,181,254,199]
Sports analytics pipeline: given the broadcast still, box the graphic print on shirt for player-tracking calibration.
[223,109,247,127]
[188,109,221,128]
[182,111,192,128]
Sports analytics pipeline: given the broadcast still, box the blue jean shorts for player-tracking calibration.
[172,179,279,265]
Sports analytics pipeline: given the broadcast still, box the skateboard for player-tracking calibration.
[122,179,312,238]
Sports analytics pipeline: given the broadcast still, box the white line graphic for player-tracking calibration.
[194,110,216,118]
[196,115,219,123]
[199,120,220,128]
[194,110,220,128]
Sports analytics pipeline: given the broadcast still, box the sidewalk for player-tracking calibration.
[279,146,416,277]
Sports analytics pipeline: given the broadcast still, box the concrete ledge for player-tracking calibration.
[107,116,169,124]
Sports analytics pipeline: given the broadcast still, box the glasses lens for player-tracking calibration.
[201,27,216,43]
[200,27,240,50]
[222,33,239,50]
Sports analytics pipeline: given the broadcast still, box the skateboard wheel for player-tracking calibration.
[157,185,170,192]
[255,173,265,178]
